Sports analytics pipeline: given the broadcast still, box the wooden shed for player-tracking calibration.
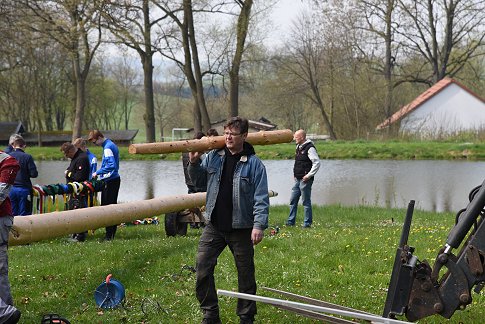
[21,130,139,147]
[0,121,26,146]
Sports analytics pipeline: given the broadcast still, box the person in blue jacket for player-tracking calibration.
[188,117,269,324]
[88,130,120,241]
[9,137,38,216]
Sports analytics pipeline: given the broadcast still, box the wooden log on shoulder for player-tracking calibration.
[128,129,294,154]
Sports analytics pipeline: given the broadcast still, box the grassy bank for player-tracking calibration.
[23,140,485,161]
[8,205,484,323]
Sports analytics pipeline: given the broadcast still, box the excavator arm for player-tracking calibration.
[383,180,485,321]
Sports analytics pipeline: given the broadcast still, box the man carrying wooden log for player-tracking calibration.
[188,117,269,324]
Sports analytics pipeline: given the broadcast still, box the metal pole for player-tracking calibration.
[217,290,408,324]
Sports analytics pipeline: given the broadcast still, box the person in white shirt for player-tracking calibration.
[286,129,320,228]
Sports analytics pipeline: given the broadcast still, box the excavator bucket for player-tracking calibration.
[383,200,417,319]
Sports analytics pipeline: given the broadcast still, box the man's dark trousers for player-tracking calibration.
[101,177,120,240]
[196,223,256,320]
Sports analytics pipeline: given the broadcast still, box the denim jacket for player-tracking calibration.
[188,147,269,231]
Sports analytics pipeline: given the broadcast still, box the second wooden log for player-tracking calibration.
[128,129,294,154]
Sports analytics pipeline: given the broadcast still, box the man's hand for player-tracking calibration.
[189,151,204,164]
[251,228,264,245]
[302,175,310,182]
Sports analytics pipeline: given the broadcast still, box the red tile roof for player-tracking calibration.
[376,78,485,129]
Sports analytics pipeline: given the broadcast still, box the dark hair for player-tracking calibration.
[224,116,248,134]
[9,133,23,145]
[206,128,219,136]
[60,142,75,154]
[88,130,104,141]
[12,137,26,148]
[193,132,205,140]
[72,137,87,150]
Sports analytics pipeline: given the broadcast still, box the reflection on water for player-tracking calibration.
[35,159,485,212]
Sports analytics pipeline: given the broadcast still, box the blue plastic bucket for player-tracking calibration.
[94,274,125,308]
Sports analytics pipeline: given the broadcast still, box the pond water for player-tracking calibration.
[35,159,485,212]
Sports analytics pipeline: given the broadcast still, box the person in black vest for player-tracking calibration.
[286,129,320,228]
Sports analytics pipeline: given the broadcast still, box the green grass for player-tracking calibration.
[8,205,485,323]
[24,140,485,161]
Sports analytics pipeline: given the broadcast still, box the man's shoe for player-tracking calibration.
[5,309,21,324]
[201,318,222,324]
[285,222,294,226]
[302,224,311,228]
[240,315,254,324]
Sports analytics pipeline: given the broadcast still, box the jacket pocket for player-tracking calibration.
[240,177,252,194]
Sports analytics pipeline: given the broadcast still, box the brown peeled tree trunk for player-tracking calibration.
[129,129,294,154]
[10,189,277,246]
[10,193,206,245]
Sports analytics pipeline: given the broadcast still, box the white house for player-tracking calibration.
[376,78,485,138]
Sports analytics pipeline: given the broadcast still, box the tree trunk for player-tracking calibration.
[229,0,253,118]
[141,54,156,143]
[192,101,202,134]
[185,0,210,131]
[311,84,337,140]
[72,63,86,142]
[383,0,395,136]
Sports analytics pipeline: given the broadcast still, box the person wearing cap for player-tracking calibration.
[9,137,38,216]
[73,137,97,180]
[87,130,121,241]
[0,150,21,324]
[61,142,90,242]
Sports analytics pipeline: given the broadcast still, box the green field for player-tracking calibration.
[8,205,485,323]
[24,140,485,161]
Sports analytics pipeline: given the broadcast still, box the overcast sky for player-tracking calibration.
[267,0,310,47]
[104,1,311,80]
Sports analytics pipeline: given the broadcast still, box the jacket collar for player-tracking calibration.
[217,148,249,163]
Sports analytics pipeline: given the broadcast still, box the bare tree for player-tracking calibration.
[397,0,485,84]
[280,11,337,139]
[356,0,400,127]
[102,0,165,142]
[17,0,103,141]
[154,83,181,141]
[0,3,72,138]
[228,0,252,117]
[155,0,212,133]
[109,53,141,130]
